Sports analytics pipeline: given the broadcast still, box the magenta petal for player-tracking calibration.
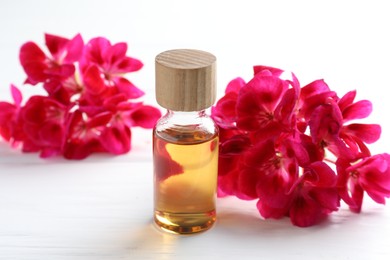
[343,123,381,144]
[245,74,285,108]
[225,77,246,94]
[107,42,127,64]
[342,100,372,121]
[87,112,112,128]
[0,102,16,125]
[350,182,364,213]
[364,188,387,204]
[274,88,297,125]
[289,196,325,227]
[128,105,162,128]
[85,37,111,65]
[22,139,40,153]
[116,57,143,73]
[10,84,23,106]
[236,75,286,131]
[212,92,238,127]
[114,78,144,99]
[244,140,275,168]
[103,94,128,109]
[22,96,46,124]
[284,139,310,167]
[309,103,343,143]
[45,33,69,59]
[220,135,251,155]
[39,122,64,146]
[64,33,84,63]
[19,42,48,83]
[83,65,106,95]
[256,199,288,219]
[301,79,331,99]
[309,188,340,211]
[63,139,103,159]
[338,90,356,112]
[253,65,284,77]
[100,125,131,154]
[45,63,75,78]
[237,168,259,199]
[306,161,337,187]
[40,147,60,158]
[256,173,293,218]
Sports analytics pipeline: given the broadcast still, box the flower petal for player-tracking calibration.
[212,92,238,128]
[38,122,64,147]
[338,90,356,112]
[87,111,112,128]
[342,100,372,121]
[19,42,48,84]
[83,65,106,95]
[289,196,325,227]
[253,65,284,77]
[225,77,246,94]
[63,139,103,159]
[305,161,337,187]
[309,102,343,144]
[45,33,70,60]
[64,33,84,63]
[114,77,144,99]
[236,74,287,131]
[342,123,381,144]
[115,56,143,73]
[301,79,331,100]
[107,42,127,65]
[84,37,111,66]
[256,199,289,219]
[100,125,131,155]
[0,102,16,124]
[11,84,23,106]
[128,105,162,128]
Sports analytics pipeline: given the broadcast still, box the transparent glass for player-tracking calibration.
[153,110,219,234]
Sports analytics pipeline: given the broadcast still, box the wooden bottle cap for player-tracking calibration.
[155,49,216,111]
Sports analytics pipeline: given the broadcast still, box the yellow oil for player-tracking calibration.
[153,130,218,234]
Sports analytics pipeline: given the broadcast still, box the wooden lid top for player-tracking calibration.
[155,49,216,111]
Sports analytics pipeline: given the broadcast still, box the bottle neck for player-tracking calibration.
[163,110,207,126]
[167,109,206,117]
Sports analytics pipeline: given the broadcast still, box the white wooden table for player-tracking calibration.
[1,0,390,259]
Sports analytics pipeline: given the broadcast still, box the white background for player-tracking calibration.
[1,0,390,259]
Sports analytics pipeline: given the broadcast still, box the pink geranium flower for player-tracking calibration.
[80,37,144,101]
[20,33,83,84]
[337,154,390,213]
[211,77,245,130]
[98,94,161,155]
[1,33,161,159]
[288,162,339,227]
[212,65,388,227]
[236,71,290,136]
[338,90,381,159]
[63,109,109,159]
[0,85,24,146]
[19,34,84,104]
[21,95,67,158]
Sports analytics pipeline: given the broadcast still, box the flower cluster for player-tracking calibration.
[212,65,390,227]
[0,34,161,159]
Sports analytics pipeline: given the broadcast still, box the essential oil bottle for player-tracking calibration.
[153,49,219,234]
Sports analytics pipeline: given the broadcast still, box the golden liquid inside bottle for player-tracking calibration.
[153,129,218,234]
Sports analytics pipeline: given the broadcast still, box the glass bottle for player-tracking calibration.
[153,49,218,234]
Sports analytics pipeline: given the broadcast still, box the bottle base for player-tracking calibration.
[154,210,216,235]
